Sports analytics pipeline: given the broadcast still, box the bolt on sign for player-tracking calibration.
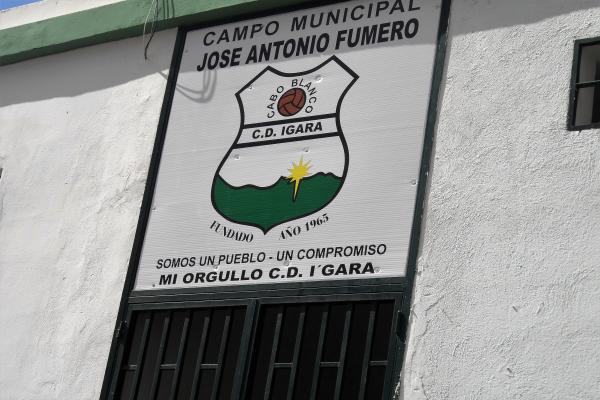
[134,0,443,291]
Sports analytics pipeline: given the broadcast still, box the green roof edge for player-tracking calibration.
[0,0,313,66]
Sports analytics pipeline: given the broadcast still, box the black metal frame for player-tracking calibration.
[568,36,600,130]
[100,0,452,398]
[241,293,403,400]
[107,293,402,400]
[106,299,251,400]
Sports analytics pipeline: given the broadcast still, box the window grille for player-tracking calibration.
[110,299,398,400]
[114,307,247,400]
[246,301,395,400]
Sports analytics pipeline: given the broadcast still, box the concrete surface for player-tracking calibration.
[0,29,176,399]
[400,1,600,399]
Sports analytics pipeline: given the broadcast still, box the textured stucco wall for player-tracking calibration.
[401,1,600,399]
[0,30,176,399]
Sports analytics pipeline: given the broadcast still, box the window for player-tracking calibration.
[569,38,600,129]
[107,297,401,400]
[246,301,395,400]
[113,306,248,400]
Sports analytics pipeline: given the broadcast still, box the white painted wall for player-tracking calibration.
[401,1,600,399]
[0,0,124,30]
[0,29,176,399]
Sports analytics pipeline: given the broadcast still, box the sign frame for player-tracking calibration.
[100,0,452,398]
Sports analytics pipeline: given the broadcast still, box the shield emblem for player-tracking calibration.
[211,56,358,233]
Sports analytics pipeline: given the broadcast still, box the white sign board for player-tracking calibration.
[134,0,442,290]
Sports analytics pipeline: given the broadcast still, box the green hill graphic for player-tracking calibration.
[212,172,343,232]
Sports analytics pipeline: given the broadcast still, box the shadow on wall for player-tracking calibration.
[449,0,599,35]
[0,0,598,108]
[0,29,177,108]
[174,68,217,103]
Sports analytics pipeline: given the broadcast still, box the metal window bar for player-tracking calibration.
[189,310,212,399]
[575,79,600,89]
[286,305,305,400]
[231,301,258,400]
[308,305,329,400]
[168,311,191,400]
[332,305,352,400]
[148,312,172,399]
[210,309,232,400]
[125,314,152,400]
[263,306,284,400]
[358,304,377,400]
[381,298,402,400]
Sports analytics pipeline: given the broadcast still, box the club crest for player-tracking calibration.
[211,56,358,233]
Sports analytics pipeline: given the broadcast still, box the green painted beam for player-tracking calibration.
[0,0,314,66]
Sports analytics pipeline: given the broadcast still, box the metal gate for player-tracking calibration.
[108,295,402,400]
